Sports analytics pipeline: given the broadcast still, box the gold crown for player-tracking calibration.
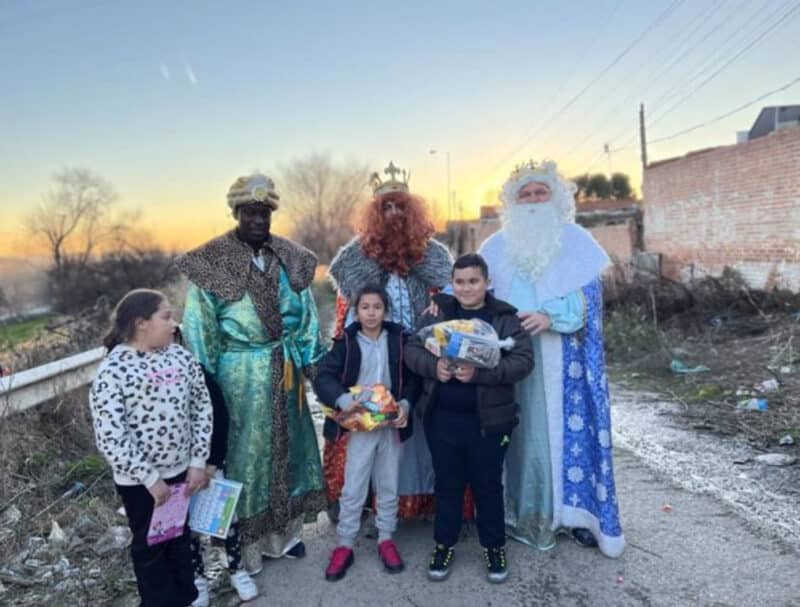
[507,159,558,184]
[370,161,410,196]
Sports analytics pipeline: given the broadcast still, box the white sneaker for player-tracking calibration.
[230,569,259,601]
[191,576,210,607]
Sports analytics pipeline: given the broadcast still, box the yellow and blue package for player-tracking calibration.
[418,319,515,368]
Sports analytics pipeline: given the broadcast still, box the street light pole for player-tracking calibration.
[446,151,451,223]
[428,148,452,224]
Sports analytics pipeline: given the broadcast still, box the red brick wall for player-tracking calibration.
[643,126,800,291]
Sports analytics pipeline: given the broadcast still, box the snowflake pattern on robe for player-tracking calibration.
[561,278,622,539]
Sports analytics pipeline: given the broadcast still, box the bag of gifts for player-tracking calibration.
[321,383,399,432]
[417,318,515,369]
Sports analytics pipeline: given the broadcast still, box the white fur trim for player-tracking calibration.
[479,224,610,302]
[561,505,626,558]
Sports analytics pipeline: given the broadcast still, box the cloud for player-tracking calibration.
[160,64,171,81]
[185,64,198,86]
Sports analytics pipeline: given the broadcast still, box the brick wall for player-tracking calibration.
[643,126,800,291]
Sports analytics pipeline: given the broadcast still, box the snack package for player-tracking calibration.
[321,383,399,432]
[418,318,514,369]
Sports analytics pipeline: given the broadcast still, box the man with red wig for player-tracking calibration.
[325,161,453,519]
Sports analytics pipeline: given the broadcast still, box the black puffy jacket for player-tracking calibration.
[404,292,534,435]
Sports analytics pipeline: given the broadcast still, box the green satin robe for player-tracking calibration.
[181,267,326,540]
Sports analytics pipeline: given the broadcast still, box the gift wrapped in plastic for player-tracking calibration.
[321,383,400,432]
[418,318,515,369]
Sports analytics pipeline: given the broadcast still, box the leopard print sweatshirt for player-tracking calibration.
[90,343,213,487]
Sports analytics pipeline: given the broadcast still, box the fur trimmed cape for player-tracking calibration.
[176,230,317,341]
[327,236,453,322]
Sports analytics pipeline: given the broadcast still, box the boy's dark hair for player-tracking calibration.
[353,284,389,310]
[452,253,489,280]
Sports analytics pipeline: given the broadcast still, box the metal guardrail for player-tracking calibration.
[0,347,105,415]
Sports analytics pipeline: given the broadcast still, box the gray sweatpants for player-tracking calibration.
[337,427,401,546]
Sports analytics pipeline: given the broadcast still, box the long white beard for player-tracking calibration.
[501,202,563,283]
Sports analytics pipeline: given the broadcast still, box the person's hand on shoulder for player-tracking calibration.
[518,311,552,335]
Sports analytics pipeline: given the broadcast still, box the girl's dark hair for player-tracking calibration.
[103,289,167,352]
[353,284,389,311]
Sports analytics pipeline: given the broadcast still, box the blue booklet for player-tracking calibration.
[189,478,243,539]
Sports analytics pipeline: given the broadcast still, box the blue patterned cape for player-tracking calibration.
[558,278,624,556]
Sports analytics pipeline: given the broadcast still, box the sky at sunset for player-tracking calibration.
[2,0,799,257]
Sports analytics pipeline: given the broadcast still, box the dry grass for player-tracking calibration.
[605,268,800,451]
[0,388,136,605]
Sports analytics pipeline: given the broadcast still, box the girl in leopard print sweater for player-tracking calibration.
[90,289,212,607]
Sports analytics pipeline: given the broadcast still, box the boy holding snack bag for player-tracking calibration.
[404,254,533,584]
[313,285,419,581]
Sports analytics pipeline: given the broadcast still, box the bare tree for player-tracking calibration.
[24,168,143,311]
[279,153,370,264]
[24,168,136,272]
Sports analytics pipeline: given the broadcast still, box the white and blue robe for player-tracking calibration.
[479,223,625,558]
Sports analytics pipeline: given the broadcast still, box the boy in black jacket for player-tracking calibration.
[313,285,419,582]
[404,254,533,584]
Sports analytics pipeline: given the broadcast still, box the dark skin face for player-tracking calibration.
[236,203,272,251]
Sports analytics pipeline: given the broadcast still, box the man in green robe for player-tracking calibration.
[177,173,327,574]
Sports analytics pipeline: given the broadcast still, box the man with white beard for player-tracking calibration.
[478,160,625,558]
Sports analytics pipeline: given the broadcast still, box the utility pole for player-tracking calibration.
[604,143,612,178]
[639,102,648,170]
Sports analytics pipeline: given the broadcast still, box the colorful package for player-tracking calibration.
[418,318,514,369]
[321,383,400,432]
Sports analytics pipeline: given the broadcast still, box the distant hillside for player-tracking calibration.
[0,256,49,275]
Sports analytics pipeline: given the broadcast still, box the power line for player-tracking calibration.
[527,0,625,144]
[649,74,800,144]
[581,0,780,157]
[648,0,777,113]
[585,72,800,163]
[483,0,686,179]
[648,0,800,127]
[555,0,742,165]
[569,0,800,170]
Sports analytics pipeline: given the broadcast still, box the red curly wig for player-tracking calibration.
[358,192,435,276]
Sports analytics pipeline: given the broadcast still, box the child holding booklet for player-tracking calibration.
[90,289,213,607]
